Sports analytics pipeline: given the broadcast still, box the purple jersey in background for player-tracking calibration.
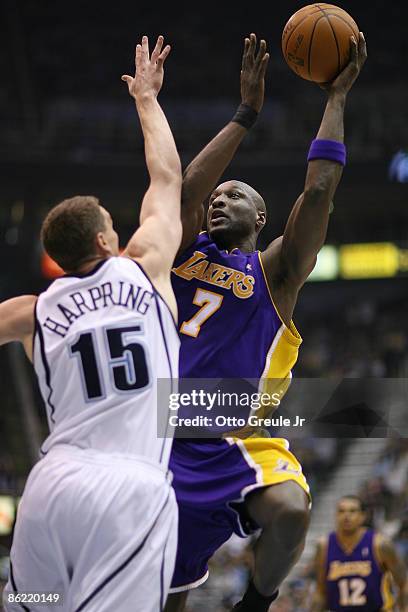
[325,529,394,611]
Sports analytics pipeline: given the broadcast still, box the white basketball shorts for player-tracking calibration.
[3,445,178,612]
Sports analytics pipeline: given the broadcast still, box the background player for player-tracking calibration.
[311,495,408,611]
[1,35,182,612]
[166,33,367,612]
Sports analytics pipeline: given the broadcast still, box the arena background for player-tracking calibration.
[0,1,407,610]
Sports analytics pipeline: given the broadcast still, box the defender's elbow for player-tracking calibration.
[164,162,182,186]
[168,219,183,251]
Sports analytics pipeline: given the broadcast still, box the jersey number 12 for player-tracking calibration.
[338,578,367,606]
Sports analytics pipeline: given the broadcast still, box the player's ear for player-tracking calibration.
[256,211,266,232]
[95,231,111,255]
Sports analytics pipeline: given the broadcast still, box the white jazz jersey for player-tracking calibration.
[33,256,179,468]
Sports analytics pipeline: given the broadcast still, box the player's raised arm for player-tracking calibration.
[179,33,269,252]
[121,36,182,307]
[376,535,408,611]
[0,295,36,359]
[310,537,329,612]
[261,33,367,326]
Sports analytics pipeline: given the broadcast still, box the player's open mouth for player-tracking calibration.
[211,211,228,221]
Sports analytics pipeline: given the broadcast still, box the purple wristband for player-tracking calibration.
[307,139,346,166]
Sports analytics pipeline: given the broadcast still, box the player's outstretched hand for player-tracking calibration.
[240,33,270,113]
[122,35,171,100]
[321,32,367,96]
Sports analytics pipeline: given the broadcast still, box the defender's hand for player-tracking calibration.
[122,35,171,100]
[322,32,367,97]
[240,33,270,113]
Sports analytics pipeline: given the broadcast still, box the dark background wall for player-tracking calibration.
[0,0,406,344]
[1,1,407,291]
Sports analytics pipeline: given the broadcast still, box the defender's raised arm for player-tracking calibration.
[122,36,182,310]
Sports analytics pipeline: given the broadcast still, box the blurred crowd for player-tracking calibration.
[2,1,408,163]
[361,439,408,565]
[298,298,408,378]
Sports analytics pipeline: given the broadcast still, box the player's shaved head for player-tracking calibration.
[241,181,266,217]
[218,180,266,217]
[207,180,267,250]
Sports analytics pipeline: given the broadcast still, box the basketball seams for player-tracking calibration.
[320,13,341,76]
[315,4,359,80]
[307,15,326,81]
[327,13,359,41]
[283,9,324,55]
[318,5,359,40]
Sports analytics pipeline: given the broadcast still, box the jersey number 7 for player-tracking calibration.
[180,289,223,337]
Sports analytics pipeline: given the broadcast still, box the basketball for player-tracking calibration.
[282,4,359,83]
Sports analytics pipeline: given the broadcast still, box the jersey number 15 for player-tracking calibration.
[70,324,150,401]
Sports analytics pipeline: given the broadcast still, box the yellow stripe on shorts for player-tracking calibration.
[229,437,311,499]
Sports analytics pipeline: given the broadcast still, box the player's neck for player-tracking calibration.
[213,234,257,253]
[337,527,366,551]
[68,255,109,276]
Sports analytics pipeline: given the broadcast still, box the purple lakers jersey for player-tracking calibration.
[325,530,394,611]
[171,232,301,386]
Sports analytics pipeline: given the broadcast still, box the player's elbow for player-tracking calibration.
[164,150,182,181]
[302,183,329,206]
[303,167,341,205]
[148,150,182,189]
[164,218,183,255]
[156,165,182,190]
[171,218,183,242]
[168,157,182,182]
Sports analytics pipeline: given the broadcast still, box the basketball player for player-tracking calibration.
[165,33,367,612]
[1,35,182,612]
[311,495,408,611]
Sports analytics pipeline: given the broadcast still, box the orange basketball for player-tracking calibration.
[282,4,359,83]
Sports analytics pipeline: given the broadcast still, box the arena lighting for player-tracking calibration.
[339,243,399,279]
[0,496,15,535]
[41,252,64,279]
[389,149,408,183]
[308,246,338,281]
[40,244,408,282]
